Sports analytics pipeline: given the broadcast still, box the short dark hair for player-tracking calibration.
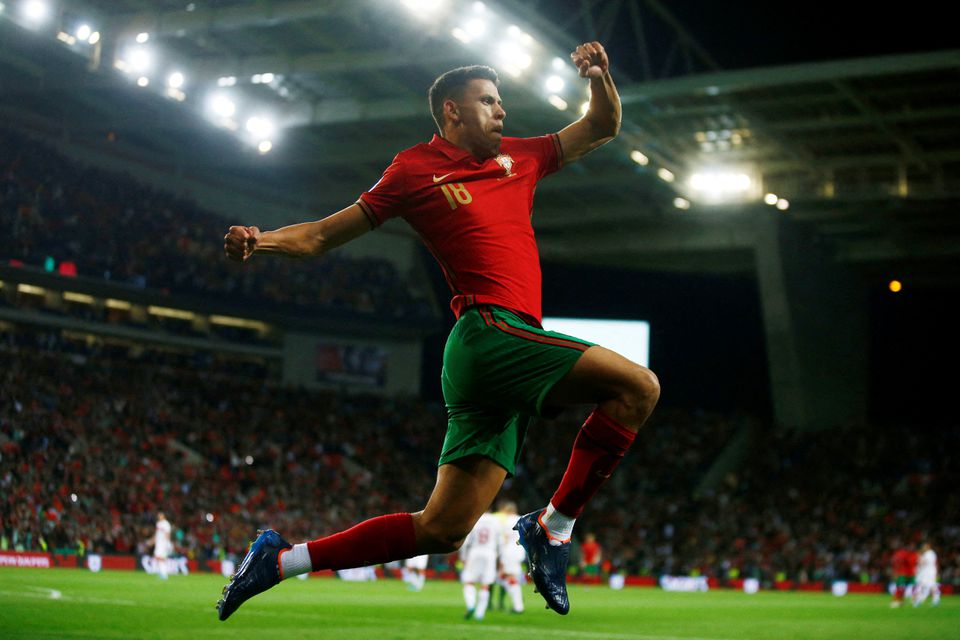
[428,65,499,133]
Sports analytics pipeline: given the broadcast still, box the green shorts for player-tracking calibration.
[895,575,916,588]
[438,305,594,475]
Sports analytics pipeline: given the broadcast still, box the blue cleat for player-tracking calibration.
[217,529,291,621]
[514,510,571,615]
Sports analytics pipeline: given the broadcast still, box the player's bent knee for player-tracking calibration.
[635,367,661,404]
[607,366,660,427]
[621,366,659,408]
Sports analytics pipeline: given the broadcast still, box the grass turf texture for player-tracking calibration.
[0,568,955,639]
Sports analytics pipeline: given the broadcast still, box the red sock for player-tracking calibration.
[307,513,417,571]
[550,410,636,518]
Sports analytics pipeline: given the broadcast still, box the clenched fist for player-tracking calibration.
[571,42,609,79]
[224,225,261,262]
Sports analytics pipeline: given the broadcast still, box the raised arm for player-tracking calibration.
[556,42,621,164]
[223,203,372,262]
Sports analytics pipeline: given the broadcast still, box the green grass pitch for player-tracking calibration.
[0,568,956,639]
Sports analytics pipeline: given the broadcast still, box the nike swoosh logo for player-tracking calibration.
[433,173,454,182]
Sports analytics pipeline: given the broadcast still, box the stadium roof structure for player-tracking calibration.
[2,0,959,286]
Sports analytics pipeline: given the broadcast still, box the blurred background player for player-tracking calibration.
[579,532,603,578]
[460,510,501,621]
[496,500,525,614]
[889,541,917,608]
[403,554,429,591]
[150,512,173,580]
[912,542,940,607]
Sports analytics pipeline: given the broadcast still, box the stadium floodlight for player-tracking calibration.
[776,198,790,210]
[689,171,751,195]
[630,150,649,166]
[167,72,185,89]
[465,17,486,35]
[75,24,92,41]
[673,197,691,210]
[126,47,153,73]
[505,25,535,47]
[686,167,761,204]
[258,140,273,154]
[464,17,486,39]
[545,75,564,93]
[764,193,779,205]
[208,94,236,118]
[497,41,532,71]
[401,0,445,18]
[217,76,237,87]
[451,27,470,43]
[657,168,675,183]
[21,0,49,25]
[136,32,149,44]
[245,116,275,139]
[552,57,567,71]
[88,31,100,45]
[547,95,567,110]
[136,76,149,87]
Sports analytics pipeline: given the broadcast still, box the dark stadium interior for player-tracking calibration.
[1,0,958,606]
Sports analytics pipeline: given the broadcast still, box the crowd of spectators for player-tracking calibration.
[1,323,957,590]
[0,128,433,321]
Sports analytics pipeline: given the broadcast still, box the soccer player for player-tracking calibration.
[403,554,429,592]
[460,510,501,621]
[890,542,918,608]
[218,41,660,621]
[496,500,526,614]
[912,542,940,607]
[579,532,603,578]
[151,512,173,580]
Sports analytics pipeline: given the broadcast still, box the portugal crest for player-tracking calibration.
[495,154,515,177]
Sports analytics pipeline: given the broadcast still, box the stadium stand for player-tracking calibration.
[0,128,434,321]
[2,321,956,590]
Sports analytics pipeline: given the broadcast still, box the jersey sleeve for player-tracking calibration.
[357,153,408,227]
[517,133,563,181]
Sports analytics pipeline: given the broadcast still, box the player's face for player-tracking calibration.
[453,79,506,157]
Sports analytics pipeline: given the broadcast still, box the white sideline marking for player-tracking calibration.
[1,588,135,606]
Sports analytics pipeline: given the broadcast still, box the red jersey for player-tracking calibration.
[580,540,601,565]
[357,133,562,324]
[892,549,917,576]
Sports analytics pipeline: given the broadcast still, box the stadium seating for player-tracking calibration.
[0,128,434,321]
[2,320,956,589]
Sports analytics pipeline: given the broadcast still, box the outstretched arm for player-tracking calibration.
[556,42,621,164]
[223,203,372,262]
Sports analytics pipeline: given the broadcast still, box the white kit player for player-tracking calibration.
[912,542,941,607]
[403,554,429,591]
[497,501,526,613]
[460,510,501,621]
[152,512,173,579]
